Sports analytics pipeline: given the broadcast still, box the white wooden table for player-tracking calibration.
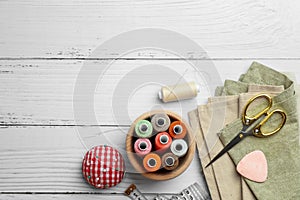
[1,1,300,199]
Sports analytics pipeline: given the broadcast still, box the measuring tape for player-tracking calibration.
[125,182,211,200]
[124,184,148,200]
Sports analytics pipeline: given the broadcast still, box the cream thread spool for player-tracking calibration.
[158,81,200,103]
[151,113,171,133]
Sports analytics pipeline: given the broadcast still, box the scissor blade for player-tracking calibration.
[205,133,243,168]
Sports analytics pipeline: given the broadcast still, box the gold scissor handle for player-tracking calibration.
[252,109,286,137]
[242,94,273,126]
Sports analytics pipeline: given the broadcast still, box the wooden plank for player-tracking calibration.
[0,194,163,200]
[0,194,127,200]
[0,0,300,58]
[0,59,299,125]
[0,126,206,194]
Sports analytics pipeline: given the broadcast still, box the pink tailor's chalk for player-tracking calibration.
[236,150,268,183]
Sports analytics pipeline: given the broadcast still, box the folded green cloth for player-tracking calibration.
[219,62,300,199]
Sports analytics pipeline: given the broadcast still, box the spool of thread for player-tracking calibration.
[154,132,172,152]
[134,138,152,157]
[151,113,171,133]
[158,81,199,103]
[143,153,161,172]
[170,139,188,157]
[135,120,153,138]
[169,121,187,139]
[162,152,179,171]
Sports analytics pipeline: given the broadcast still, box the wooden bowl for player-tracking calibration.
[126,110,196,180]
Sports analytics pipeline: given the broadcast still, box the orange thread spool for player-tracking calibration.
[143,153,161,172]
[169,121,187,139]
[154,132,172,152]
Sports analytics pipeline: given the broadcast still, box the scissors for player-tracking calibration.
[206,93,286,168]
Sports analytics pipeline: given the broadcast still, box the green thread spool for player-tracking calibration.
[135,120,153,138]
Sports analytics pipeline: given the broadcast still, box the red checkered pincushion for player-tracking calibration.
[82,145,125,189]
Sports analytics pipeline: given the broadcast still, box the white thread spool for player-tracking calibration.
[170,139,188,157]
[158,81,200,103]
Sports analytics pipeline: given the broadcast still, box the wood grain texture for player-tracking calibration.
[0,59,299,126]
[0,0,300,58]
[0,195,126,200]
[1,0,300,198]
[0,194,168,200]
[0,194,160,200]
[0,126,205,194]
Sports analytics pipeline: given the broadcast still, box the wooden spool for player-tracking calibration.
[126,110,196,180]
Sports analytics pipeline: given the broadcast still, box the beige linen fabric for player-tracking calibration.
[189,62,299,199]
[189,84,284,200]
[198,97,240,200]
[219,63,299,199]
[189,110,221,200]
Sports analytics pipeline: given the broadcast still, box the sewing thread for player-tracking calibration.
[135,120,153,138]
[154,132,172,152]
[161,152,179,171]
[151,113,171,133]
[134,138,152,157]
[143,153,161,172]
[170,139,188,157]
[158,81,199,103]
[169,121,187,139]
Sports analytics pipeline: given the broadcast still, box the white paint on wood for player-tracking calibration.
[0,126,206,194]
[0,60,299,125]
[0,194,167,200]
[1,1,300,198]
[0,194,133,200]
[0,0,300,58]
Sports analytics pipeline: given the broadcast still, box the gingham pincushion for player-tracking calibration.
[82,145,125,189]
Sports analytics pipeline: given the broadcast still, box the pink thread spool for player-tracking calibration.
[134,138,152,156]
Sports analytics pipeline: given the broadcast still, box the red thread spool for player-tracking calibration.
[143,153,161,172]
[169,121,187,139]
[154,132,172,152]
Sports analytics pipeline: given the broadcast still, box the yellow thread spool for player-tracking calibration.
[158,82,199,103]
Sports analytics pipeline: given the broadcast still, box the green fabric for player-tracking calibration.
[223,80,248,95]
[219,62,300,200]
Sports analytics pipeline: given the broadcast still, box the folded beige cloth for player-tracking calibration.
[189,84,284,200]
[199,97,240,200]
[219,64,299,199]
[189,110,221,199]
[189,62,299,199]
